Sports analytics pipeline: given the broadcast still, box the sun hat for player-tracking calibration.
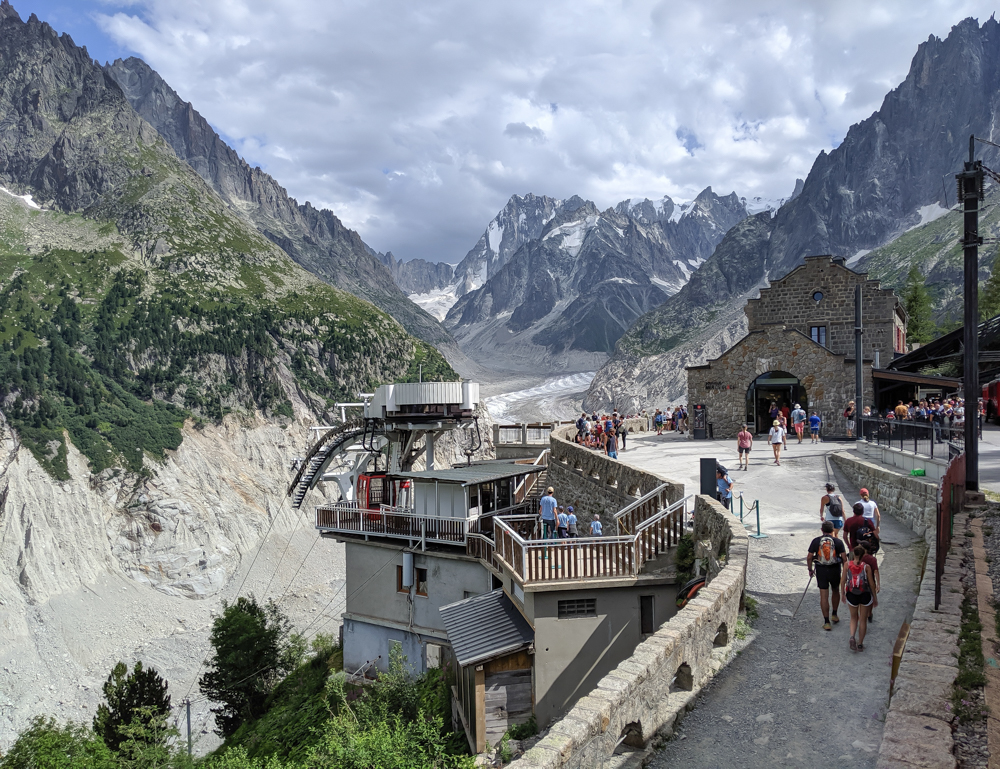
[773,420,780,426]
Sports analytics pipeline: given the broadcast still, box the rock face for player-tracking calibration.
[442,188,751,370]
[104,56,452,348]
[588,16,1000,410]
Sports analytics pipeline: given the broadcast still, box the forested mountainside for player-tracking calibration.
[586,16,1000,410]
[103,56,454,349]
[0,2,453,479]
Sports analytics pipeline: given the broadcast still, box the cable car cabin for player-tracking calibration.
[357,473,389,511]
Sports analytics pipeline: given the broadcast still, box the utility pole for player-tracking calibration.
[855,283,863,437]
[185,699,192,757]
[957,134,983,494]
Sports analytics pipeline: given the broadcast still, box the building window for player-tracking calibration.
[426,642,444,669]
[396,565,407,594]
[810,326,827,347]
[558,598,596,618]
[416,567,428,597]
[640,595,655,635]
[812,291,824,302]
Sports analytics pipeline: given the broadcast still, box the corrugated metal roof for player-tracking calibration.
[439,589,533,667]
[394,462,544,486]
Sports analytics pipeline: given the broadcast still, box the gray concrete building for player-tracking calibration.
[687,255,907,438]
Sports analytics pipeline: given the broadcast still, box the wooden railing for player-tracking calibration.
[514,449,548,503]
[491,496,693,585]
[614,484,675,535]
[466,533,496,570]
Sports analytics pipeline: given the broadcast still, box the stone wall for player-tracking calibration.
[829,452,938,543]
[687,326,874,439]
[508,495,748,768]
[546,424,683,527]
[744,255,902,363]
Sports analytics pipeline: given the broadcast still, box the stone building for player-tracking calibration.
[687,255,907,438]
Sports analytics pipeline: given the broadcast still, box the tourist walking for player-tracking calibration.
[590,514,603,536]
[769,420,785,465]
[737,424,753,470]
[540,487,557,540]
[809,411,822,443]
[857,488,881,536]
[556,506,569,538]
[716,467,733,510]
[819,483,846,539]
[567,506,578,538]
[844,502,880,555]
[791,403,806,443]
[618,421,628,451]
[778,412,789,448]
[807,521,846,630]
[841,545,877,651]
[844,401,856,438]
[860,539,881,622]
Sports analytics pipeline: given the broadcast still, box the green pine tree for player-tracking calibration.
[92,661,172,754]
[902,264,936,345]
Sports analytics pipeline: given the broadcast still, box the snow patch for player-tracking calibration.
[0,186,41,209]
[543,215,599,258]
[409,287,461,321]
[487,219,504,254]
[484,372,596,422]
[669,202,691,223]
[846,249,870,267]
[913,203,950,229]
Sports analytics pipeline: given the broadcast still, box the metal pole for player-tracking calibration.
[855,283,863,438]
[185,698,192,757]
[958,134,982,494]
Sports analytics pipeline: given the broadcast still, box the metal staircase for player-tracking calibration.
[287,419,367,509]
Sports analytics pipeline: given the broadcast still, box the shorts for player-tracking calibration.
[845,590,873,607]
[814,563,841,590]
[557,527,568,538]
[795,423,804,433]
[846,420,855,430]
[542,519,555,536]
[738,446,751,454]
[824,517,844,530]
[608,450,618,459]
[810,428,819,435]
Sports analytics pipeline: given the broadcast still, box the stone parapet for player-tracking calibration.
[507,495,748,769]
[546,424,683,527]
[829,451,938,543]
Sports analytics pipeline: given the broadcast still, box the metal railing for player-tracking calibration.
[316,502,469,545]
[858,416,964,461]
[494,422,574,445]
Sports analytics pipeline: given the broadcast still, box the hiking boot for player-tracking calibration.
[831,613,839,624]
[823,621,832,631]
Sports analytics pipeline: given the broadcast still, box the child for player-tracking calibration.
[589,514,603,537]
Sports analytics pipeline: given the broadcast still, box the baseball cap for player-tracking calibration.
[567,506,574,512]
[860,488,869,495]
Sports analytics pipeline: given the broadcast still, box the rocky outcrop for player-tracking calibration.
[590,16,1000,406]
[104,56,452,348]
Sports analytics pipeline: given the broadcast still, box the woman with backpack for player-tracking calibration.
[840,544,877,651]
[819,483,845,538]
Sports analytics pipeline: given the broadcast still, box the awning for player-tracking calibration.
[872,369,961,388]
[439,589,533,668]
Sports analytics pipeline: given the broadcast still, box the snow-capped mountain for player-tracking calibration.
[440,187,752,370]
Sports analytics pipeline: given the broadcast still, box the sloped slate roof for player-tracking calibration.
[439,589,533,667]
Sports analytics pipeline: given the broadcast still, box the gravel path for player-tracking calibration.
[618,434,923,767]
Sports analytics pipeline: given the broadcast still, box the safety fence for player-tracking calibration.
[858,415,964,461]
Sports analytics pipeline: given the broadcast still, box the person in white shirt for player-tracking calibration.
[769,420,785,466]
[857,487,881,535]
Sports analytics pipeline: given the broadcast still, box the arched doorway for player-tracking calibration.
[746,371,808,434]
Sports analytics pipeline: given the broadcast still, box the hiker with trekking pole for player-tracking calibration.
[806,521,846,630]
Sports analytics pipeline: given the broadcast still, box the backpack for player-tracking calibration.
[826,494,844,518]
[576,417,586,431]
[854,520,880,554]
[846,561,870,595]
[814,536,838,566]
[716,462,729,476]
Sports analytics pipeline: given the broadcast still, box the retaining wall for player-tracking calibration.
[546,423,682,527]
[856,440,950,482]
[508,495,748,768]
[829,452,938,543]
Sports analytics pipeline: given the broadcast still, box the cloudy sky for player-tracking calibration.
[12,0,1000,263]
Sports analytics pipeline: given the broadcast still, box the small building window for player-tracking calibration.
[416,567,428,597]
[558,598,596,618]
[396,565,407,594]
[813,291,824,302]
[810,326,827,347]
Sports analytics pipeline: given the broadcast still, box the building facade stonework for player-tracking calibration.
[687,256,901,439]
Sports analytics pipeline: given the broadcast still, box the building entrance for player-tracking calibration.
[745,371,808,434]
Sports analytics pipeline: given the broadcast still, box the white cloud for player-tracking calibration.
[87,0,1000,262]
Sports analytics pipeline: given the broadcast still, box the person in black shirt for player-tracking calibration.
[807,521,847,630]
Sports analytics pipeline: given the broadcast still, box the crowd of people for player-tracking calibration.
[573,411,632,459]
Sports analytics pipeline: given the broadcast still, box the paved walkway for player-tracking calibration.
[981,422,1000,494]
[613,430,923,767]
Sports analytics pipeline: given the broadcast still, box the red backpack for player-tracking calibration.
[846,561,869,595]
